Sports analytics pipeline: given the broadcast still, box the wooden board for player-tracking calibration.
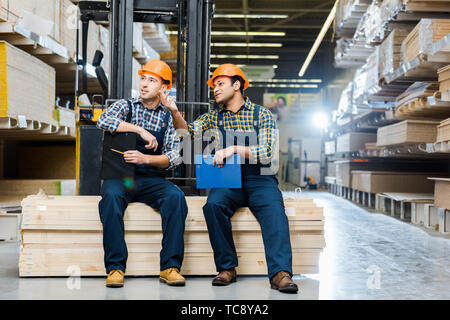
[428,177,450,209]
[376,120,440,146]
[19,195,325,276]
[436,117,450,142]
[351,171,437,193]
[402,19,450,64]
[0,179,75,196]
[0,41,56,126]
[380,28,412,78]
[336,132,377,153]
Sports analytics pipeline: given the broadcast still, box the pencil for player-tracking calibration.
[110,148,125,155]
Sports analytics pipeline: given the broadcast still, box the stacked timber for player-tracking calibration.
[351,171,436,193]
[394,81,450,118]
[377,119,439,146]
[438,65,450,94]
[401,19,450,64]
[336,132,377,153]
[0,0,78,58]
[379,29,412,79]
[19,195,326,277]
[0,41,57,127]
[428,177,450,211]
[436,118,450,142]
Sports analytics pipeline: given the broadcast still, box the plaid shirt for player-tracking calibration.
[187,97,277,163]
[97,97,181,169]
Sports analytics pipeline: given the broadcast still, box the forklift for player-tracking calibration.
[74,0,215,196]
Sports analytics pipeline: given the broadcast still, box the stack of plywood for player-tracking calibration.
[428,177,450,211]
[401,19,450,64]
[379,29,411,78]
[351,171,436,194]
[19,196,325,277]
[394,81,450,118]
[0,41,57,127]
[0,180,76,197]
[401,0,450,12]
[438,65,450,94]
[336,132,377,153]
[377,120,440,146]
[324,140,336,155]
[0,0,78,58]
[436,118,450,143]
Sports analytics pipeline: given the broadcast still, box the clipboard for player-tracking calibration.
[195,154,242,189]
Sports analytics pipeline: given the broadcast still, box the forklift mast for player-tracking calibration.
[76,0,215,196]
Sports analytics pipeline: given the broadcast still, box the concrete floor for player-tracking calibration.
[0,191,449,300]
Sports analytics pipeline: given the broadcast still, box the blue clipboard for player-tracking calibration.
[195,154,242,189]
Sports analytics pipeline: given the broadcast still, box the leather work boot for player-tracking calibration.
[270,271,298,293]
[160,267,186,286]
[106,270,125,288]
[212,268,237,286]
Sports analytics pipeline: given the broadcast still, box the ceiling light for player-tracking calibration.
[248,84,319,88]
[249,79,322,83]
[211,54,279,59]
[211,43,282,47]
[166,31,285,37]
[298,0,338,77]
[210,64,247,68]
[214,14,288,19]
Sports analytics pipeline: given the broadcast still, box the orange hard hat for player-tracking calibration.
[207,63,249,90]
[138,60,172,89]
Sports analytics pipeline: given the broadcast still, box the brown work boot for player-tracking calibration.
[160,267,186,286]
[212,268,237,286]
[106,270,124,288]
[270,271,298,293]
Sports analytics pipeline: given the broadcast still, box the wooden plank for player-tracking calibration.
[0,41,56,126]
[376,120,439,146]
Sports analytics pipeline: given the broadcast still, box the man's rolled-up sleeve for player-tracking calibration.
[96,99,129,133]
[163,114,182,170]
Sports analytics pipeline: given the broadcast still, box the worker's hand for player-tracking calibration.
[159,89,178,114]
[139,129,158,151]
[213,146,235,168]
[123,150,148,165]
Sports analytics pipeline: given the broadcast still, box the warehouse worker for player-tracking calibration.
[96,60,188,288]
[162,63,298,293]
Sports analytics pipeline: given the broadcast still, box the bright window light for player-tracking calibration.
[313,112,329,129]
[211,43,282,47]
[214,14,288,19]
[165,31,285,37]
[211,54,279,59]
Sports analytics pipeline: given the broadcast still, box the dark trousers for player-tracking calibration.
[202,175,293,280]
[98,175,188,274]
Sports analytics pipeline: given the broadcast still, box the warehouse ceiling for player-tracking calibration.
[211,0,336,86]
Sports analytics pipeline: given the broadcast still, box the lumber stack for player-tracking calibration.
[438,65,450,94]
[19,195,326,277]
[394,82,450,118]
[0,41,57,127]
[377,119,440,146]
[436,118,450,142]
[336,132,377,153]
[401,19,450,64]
[379,29,412,79]
[351,171,436,193]
[0,0,78,57]
[428,177,450,210]
[0,179,76,197]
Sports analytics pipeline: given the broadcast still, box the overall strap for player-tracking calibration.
[252,104,260,138]
[159,108,171,134]
[125,99,133,123]
[216,110,227,149]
